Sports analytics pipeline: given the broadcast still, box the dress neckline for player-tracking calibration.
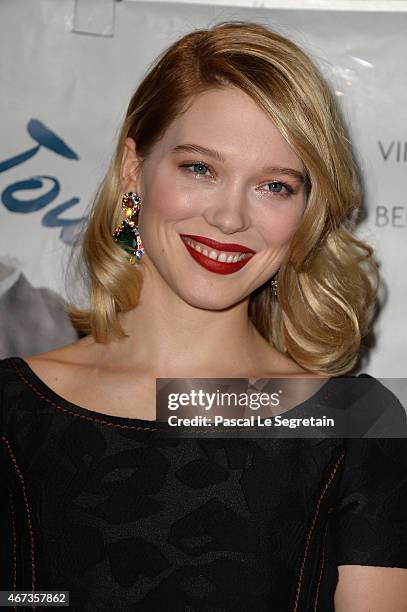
[9,356,168,430]
[8,356,370,431]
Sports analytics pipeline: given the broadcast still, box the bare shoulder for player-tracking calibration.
[262,351,330,379]
[25,336,96,378]
[253,350,331,415]
[24,337,158,419]
[24,336,104,403]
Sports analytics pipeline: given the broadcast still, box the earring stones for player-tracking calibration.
[112,192,145,264]
[270,278,278,297]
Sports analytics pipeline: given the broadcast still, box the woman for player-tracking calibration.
[1,21,406,611]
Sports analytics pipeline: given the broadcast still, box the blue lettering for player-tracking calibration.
[2,176,60,213]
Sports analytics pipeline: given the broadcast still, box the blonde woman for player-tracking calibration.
[1,21,406,611]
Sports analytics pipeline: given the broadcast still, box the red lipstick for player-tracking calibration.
[180,234,256,254]
[180,235,255,275]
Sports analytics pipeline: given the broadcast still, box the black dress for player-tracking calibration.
[1,356,406,611]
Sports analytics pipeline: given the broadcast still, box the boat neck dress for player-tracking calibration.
[1,356,407,612]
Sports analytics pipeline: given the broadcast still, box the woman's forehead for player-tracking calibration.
[153,87,305,171]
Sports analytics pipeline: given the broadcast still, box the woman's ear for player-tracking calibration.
[121,137,142,193]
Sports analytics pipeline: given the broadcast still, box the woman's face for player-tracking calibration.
[127,85,307,309]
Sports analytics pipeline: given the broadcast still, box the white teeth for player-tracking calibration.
[183,237,253,263]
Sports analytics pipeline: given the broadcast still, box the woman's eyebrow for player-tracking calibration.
[171,143,225,162]
[170,143,305,183]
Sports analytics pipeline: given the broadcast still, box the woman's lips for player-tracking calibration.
[181,234,256,254]
[181,237,254,275]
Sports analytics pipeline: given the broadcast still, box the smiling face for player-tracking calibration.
[124,85,308,310]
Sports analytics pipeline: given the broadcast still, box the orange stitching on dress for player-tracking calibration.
[292,450,346,612]
[313,506,334,612]
[9,493,17,611]
[10,358,159,432]
[2,436,36,610]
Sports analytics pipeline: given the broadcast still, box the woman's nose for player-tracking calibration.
[202,187,251,235]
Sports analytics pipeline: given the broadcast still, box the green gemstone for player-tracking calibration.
[114,222,137,255]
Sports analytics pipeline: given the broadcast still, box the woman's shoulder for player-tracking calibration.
[327,374,407,437]
[0,338,91,385]
[0,338,97,412]
[0,339,159,422]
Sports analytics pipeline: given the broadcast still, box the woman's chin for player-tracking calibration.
[178,289,249,311]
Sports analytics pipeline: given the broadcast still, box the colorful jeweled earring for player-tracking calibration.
[112,192,145,265]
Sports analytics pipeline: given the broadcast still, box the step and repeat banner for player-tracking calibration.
[0,0,406,375]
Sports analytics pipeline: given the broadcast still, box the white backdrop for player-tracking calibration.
[0,0,406,375]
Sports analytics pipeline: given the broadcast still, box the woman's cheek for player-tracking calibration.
[259,209,303,247]
[146,180,200,220]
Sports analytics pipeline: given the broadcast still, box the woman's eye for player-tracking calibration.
[181,162,212,177]
[262,182,293,196]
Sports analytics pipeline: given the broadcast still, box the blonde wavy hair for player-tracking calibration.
[67,20,379,376]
